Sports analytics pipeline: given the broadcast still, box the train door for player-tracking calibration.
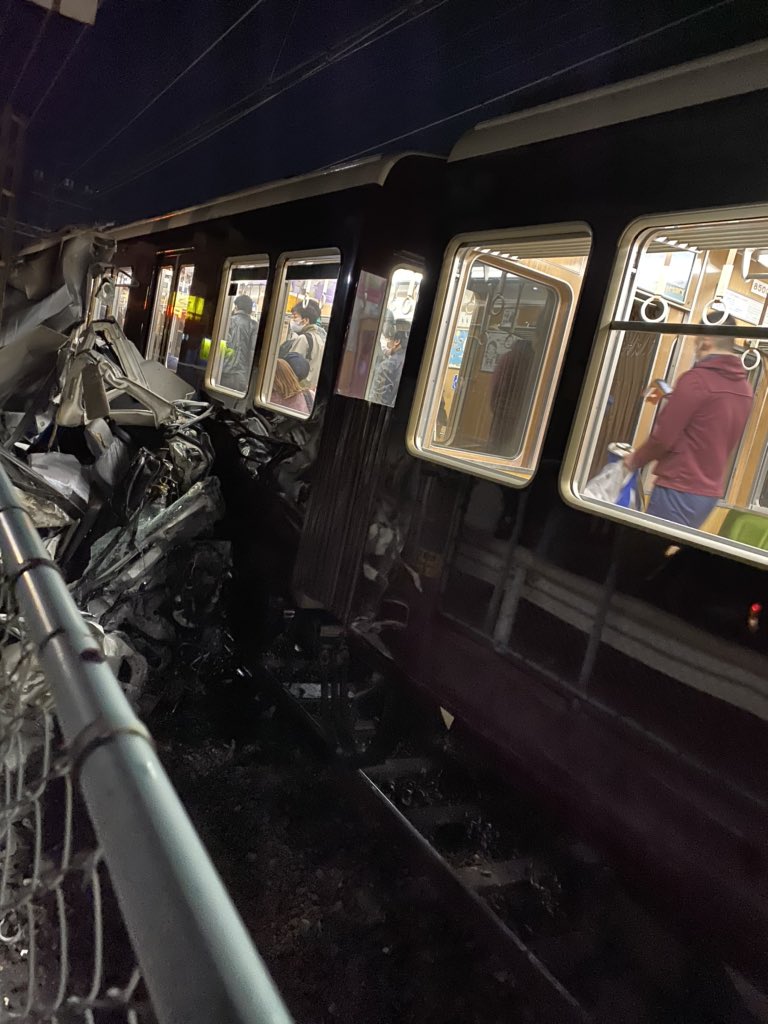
[146,255,195,368]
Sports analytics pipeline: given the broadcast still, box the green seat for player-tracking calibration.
[719,509,768,549]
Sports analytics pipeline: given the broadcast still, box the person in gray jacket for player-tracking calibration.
[220,294,258,392]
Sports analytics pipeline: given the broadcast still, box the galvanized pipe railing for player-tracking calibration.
[0,465,293,1024]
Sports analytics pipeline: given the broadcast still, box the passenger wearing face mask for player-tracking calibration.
[369,310,407,407]
[624,313,753,528]
[279,297,326,388]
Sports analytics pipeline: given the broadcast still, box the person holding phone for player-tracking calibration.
[624,315,753,529]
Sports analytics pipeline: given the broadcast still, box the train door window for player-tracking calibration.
[562,207,768,567]
[366,267,423,408]
[336,271,388,400]
[408,226,591,486]
[256,250,340,419]
[205,256,269,397]
[94,267,132,327]
[146,257,195,369]
[336,266,423,407]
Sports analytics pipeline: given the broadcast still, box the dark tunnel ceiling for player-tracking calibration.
[1,0,767,232]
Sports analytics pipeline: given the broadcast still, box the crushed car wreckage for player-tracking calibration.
[0,231,228,710]
[0,228,396,748]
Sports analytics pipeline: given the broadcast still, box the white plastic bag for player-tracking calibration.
[583,461,631,504]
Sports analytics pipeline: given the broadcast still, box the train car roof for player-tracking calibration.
[107,152,439,243]
[449,39,768,163]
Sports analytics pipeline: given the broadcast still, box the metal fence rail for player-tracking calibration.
[0,463,293,1024]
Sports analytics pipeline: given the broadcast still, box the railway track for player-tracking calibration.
[260,623,765,1024]
[353,746,766,1024]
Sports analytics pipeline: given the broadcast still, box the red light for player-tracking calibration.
[750,603,762,615]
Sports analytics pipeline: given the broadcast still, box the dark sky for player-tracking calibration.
[1,0,767,235]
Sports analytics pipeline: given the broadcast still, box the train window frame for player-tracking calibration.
[407,223,592,487]
[254,247,341,420]
[204,254,270,398]
[561,204,768,569]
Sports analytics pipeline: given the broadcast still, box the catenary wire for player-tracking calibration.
[268,0,301,82]
[28,22,90,124]
[8,7,52,106]
[70,0,271,176]
[93,0,451,197]
[332,0,738,162]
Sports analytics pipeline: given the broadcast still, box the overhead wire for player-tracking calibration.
[70,0,271,175]
[93,0,452,197]
[336,0,597,124]
[332,0,739,163]
[8,7,52,106]
[95,0,451,194]
[28,21,89,124]
[268,0,301,82]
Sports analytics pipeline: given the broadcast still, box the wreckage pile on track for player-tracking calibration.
[0,231,235,715]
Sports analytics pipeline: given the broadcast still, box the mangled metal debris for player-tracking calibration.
[0,231,227,712]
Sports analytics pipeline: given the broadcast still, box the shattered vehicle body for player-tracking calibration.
[0,232,229,709]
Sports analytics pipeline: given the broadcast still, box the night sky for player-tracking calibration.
[1,0,767,236]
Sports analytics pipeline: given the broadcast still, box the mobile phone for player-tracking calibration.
[654,379,673,395]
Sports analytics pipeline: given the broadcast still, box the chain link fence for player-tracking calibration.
[0,465,292,1024]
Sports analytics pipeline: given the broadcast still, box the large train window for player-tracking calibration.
[256,250,340,419]
[336,266,423,407]
[205,256,269,397]
[563,207,768,566]
[408,225,591,486]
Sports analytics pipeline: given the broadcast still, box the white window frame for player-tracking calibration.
[204,253,270,398]
[254,248,341,420]
[407,223,592,487]
[560,203,768,569]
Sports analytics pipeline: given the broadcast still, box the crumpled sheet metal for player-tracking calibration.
[1,232,115,348]
[79,476,225,604]
[13,486,72,529]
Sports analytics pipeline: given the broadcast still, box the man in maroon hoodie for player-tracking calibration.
[624,315,753,529]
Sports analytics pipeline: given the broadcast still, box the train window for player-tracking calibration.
[256,250,340,419]
[94,267,132,327]
[336,266,423,407]
[205,256,269,397]
[408,225,591,486]
[563,207,768,566]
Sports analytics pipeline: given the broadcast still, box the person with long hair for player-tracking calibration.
[270,354,314,413]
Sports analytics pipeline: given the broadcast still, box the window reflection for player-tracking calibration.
[336,271,388,400]
[574,213,768,560]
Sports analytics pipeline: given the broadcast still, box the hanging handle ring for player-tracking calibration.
[639,295,668,323]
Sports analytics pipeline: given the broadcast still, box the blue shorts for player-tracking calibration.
[646,486,718,529]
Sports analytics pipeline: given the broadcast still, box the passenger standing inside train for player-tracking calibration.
[280,298,326,388]
[489,334,535,455]
[369,310,407,407]
[624,315,753,528]
[270,353,314,413]
[221,293,258,392]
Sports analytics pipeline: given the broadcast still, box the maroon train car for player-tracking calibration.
[109,42,768,988]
